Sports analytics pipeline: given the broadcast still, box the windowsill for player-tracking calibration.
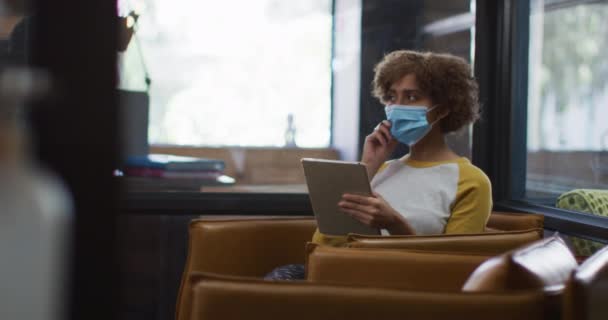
[123,189,313,216]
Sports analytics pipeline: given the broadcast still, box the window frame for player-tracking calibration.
[31,0,121,319]
[473,0,608,243]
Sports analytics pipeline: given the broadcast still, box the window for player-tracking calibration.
[357,0,476,161]
[526,0,608,204]
[118,0,333,148]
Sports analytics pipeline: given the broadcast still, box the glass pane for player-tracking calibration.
[527,0,608,203]
[118,0,333,148]
[421,0,476,159]
[358,0,475,161]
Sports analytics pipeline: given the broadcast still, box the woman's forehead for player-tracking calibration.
[389,73,418,91]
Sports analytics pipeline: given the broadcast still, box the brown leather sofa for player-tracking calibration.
[176,212,544,320]
[185,235,577,320]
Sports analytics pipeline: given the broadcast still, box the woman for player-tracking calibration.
[265,50,492,279]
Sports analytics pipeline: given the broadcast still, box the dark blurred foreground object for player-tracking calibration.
[0,68,71,320]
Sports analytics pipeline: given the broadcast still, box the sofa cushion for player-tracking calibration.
[556,189,608,256]
[306,243,491,292]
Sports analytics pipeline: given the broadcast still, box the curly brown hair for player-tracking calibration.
[372,50,480,133]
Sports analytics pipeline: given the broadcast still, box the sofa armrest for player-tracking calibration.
[563,245,608,320]
[185,217,316,276]
[176,217,316,320]
[346,228,543,255]
[488,211,544,231]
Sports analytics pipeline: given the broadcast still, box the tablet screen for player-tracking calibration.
[302,158,380,236]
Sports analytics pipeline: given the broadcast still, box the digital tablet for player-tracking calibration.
[301,158,380,236]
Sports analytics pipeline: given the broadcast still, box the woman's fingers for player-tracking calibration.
[368,127,388,146]
[339,199,371,213]
[339,207,373,226]
[372,192,385,200]
[342,193,378,206]
[377,121,393,142]
[368,121,394,147]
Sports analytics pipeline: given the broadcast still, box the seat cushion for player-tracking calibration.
[556,189,608,256]
[306,243,491,292]
[346,228,543,255]
[462,235,578,293]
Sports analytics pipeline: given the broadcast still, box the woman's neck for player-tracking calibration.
[407,129,459,162]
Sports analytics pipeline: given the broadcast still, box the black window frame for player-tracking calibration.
[30,0,120,319]
[473,0,608,243]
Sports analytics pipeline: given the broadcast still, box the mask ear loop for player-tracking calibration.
[427,104,440,112]
[426,105,447,127]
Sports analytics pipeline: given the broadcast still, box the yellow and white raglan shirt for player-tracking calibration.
[311,156,492,247]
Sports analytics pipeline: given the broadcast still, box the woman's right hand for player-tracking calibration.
[361,120,398,179]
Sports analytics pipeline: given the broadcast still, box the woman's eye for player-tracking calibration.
[407,94,417,102]
[385,95,396,102]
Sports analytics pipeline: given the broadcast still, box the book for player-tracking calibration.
[124,154,225,172]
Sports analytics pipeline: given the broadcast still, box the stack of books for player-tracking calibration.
[120,154,235,191]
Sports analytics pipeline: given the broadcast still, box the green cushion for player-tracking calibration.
[556,189,608,256]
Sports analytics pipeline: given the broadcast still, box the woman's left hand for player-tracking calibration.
[338,192,407,232]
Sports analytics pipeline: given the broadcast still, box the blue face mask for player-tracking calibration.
[385,105,439,146]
